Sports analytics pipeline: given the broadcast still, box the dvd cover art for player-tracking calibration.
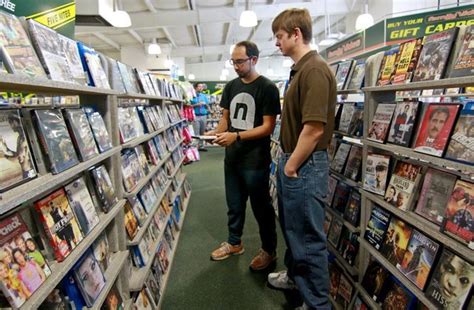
[391,37,424,84]
[145,273,160,306]
[328,136,341,162]
[34,188,84,261]
[0,110,37,192]
[57,34,88,85]
[449,25,474,78]
[139,183,158,214]
[363,153,390,196]
[327,175,338,206]
[364,205,391,250]
[443,179,473,244]
[426,249,473,309]
[353,295,368,310]
[380,275,417,310]
[129,196,147,226]
[346,59,365,90]
[361,259,390,301]
[343,191,361,227]
[324,211,333,235]
[133,289,153,310]
[328,218,344,248]
[329,262,342,299]
[415,168,457,226]
[73,249,106,307]
[367,103,397,143]
[332,182,351,214]
[0,213,51,308]
[92,232,109,272]
[124,201,138,240]
[335,60,354,91]
[384,160,422,211]
[413,104,461,157]
[445,111,473,164]
[64,177,100,235]
[413,28,458,82]
[343,144,362,182]
[0,11,46,78]
[330,143,352,173]
[117,62,139,94]
[65,109,99,161]
[118,107,138,143]
[27,19,72,82]
[338,229,359,266]
[376,46,400,86]
[121,151,139,193]
[338,104,356,134]
[103,284,124,310]
[397,229,440,290]
[34,109,79,174]
[348,106,364,137]
[387,102,420,147]
[91,165,118,213]
[135,145,150,176]
[105,57,126,93]
[335,273,353,308]
[86,111,113,153]
[380,218,413,266]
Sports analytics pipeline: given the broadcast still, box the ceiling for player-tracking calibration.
[75,0,362,67]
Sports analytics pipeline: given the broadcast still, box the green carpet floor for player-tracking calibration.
[160,148,301,309]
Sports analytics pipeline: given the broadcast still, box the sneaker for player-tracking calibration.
[210,242,244,261]
[267,270,297,290]
[249,249,276,271]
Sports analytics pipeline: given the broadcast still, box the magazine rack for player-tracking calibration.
[0,74,191,309]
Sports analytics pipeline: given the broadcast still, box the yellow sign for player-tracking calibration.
[27,2,75,30]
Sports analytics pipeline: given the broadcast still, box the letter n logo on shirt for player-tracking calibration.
[229,92,256,130]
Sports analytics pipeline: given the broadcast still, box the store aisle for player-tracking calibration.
[161,148,301,310]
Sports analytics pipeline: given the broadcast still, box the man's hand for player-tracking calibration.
[284,162,298,178]
[204,130,216,136]
[214,132,238,146]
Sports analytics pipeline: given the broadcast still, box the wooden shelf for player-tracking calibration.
[168,138,185,154]
[327,243,359,277]
[0,74,121,95]
[359,238,437,309]
[127,180,172,246]
[20,200,125,309]
[170,118,186,127]
[121,127,167,149]
[88,250,129,310]
[330,169,361,190]
[168,157,185,179]
[117,93,169,100]
[337,89,363,95]
[124,152,172,198]
[363,139,473,178]
[169,174,187,204]
[360,189,473,262]
[363,76,474,92]
[0,146,121,215]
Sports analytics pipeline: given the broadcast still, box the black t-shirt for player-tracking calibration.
[220,75,281,169]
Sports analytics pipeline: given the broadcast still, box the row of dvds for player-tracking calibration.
[334,103,364,138]
[328,259,356,309]
[325,213,359,268]
[367,101,472,162]
[0,107,113,192]
[0,10,184,100]
[362,151,472,245]
[363,205,473,309]
[0,163,118,308]
[0,95,80,107]
[327,178,361,229]
[329,141,363,183]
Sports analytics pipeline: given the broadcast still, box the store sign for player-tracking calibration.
[386,4,474,42]
[0,0,75,38]
[326,33,364,62]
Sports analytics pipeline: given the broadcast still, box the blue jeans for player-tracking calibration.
[225,163,277,253]
[277,151,330,309]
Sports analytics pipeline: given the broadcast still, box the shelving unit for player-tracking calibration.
[0,71,191,309]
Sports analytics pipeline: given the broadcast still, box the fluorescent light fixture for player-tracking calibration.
[282,59,293,68]
[147,40,161,55]
[229,44,236,54]
[239,10,257,27]
[188,73,195,80]
[355,4,374,31]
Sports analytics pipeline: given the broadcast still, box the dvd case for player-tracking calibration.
[91,165,119,212]
[86,111,113,153]
[65,109,99,161]
[73,249,106,307]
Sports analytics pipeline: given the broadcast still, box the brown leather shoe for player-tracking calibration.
[249,249,276,271]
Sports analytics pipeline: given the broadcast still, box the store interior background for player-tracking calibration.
[75,0,472,83]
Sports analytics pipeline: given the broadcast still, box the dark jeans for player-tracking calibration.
[225,162,277,254]
[277,151,330,309]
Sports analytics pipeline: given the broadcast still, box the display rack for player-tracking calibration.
[356,73,474,308]
[0,72,191,309]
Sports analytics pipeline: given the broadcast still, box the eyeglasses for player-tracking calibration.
[229,57,252,66]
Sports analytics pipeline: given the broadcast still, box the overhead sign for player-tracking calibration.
[386,4,474,42]
[326,32,365,62]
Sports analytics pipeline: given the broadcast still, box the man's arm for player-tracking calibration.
[214,115,277,146]
[284,121,324,177]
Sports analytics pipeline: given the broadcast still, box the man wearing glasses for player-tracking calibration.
[208,41,281,271]
[268,8,336,309]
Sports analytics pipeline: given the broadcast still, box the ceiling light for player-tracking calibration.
[148,38,161,54]
[319,38,338,47]
[240,10,257,27]
[355,3,374,31]
[282,59,293,68]
[109,10,131,28]
[188,73,195,80]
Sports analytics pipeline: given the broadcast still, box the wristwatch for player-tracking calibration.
[236,131,241,142]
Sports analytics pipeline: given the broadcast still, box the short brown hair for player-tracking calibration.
[235,41,259,58]
[272,8,312,44]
